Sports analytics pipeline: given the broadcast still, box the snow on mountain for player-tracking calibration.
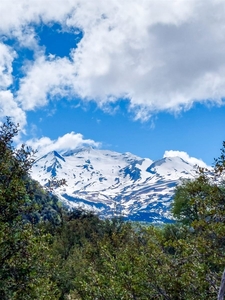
[31,147,203,223]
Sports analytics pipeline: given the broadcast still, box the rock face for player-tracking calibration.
[31,147,201,223]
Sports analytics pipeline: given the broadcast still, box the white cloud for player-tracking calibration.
[0,90,26,128]
[70,0,225,118]
[0,0,76,34]
[163,150,208,168]
[17,55,75,110]
[25,132,100,157]
[1,0,225,123]
[0,43,16,89]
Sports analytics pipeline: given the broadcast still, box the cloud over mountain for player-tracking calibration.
[25,132,100,156]
[163,150,208,168]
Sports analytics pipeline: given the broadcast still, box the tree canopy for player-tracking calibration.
[0,118,59,299]
[1,117,225,299]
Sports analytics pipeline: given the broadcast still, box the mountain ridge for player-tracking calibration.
[31,147,205,223]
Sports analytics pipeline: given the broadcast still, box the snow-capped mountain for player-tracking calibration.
[31,147,201,223]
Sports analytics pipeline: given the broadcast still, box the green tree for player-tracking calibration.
[0,118,59,299]
[169,142,225,299]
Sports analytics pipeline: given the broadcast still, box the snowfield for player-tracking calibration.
[32,147,205,223]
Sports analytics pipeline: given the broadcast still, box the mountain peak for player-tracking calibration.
[52,150,65,162]
[32,148,202,223]
[62,146,96,157]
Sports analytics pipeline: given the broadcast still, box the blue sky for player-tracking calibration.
[0,1,225,165]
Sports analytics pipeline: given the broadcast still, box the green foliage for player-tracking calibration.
[1,117,225,299]
[172,172,225,225]
[167,142,225,299]
[26,179,63,228]
[0,118,59,299]
[50,142,225,299]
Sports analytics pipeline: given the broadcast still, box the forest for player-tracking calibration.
[1,117,225,300]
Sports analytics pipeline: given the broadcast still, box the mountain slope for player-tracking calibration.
[31,147,201,223]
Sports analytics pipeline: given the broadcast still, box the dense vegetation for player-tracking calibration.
[1,118,225,299]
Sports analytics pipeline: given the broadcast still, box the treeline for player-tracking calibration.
[1,118,225,299]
